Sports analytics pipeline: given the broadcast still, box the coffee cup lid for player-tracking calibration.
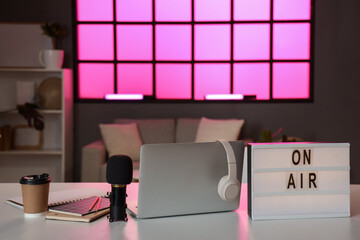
[20,173,51,185]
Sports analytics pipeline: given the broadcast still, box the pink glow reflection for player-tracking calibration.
[234,0,270,20]
[156,64,191,99]
[78,24,114,60]
[194,64,230,100]
[117,25,152,60]
[78,63,114,99]
[195,0,230,21]
[273,23,310,60]
[156,0,191,21]
[233,63,270,100]
[117,64,153,95]
[156,25,191,60]
[116,0,152,22]
[195,24,230,60]
[274,0,311,20]
[234,24,270,60]
[273,62,310,99]
[77,0,113,21]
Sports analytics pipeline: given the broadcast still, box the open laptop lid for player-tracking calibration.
[129,140,244,219]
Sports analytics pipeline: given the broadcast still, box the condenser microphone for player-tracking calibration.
[106,155,133,222]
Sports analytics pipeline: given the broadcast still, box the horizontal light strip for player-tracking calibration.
[104,94,144,100]
[205,94,244,100]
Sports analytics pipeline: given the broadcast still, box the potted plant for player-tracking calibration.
[39,22,66,69]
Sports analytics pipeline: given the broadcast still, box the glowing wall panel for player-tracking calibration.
[77,0,113,21]
[156,64,191,99]
[116,0,152,22]
[195,0,230,21]
[78,63,114,99]
[234,0,270,21]
[156,0,191,22]
[234,24,270,60]
[117,25,152,60]
[273,63,309,99]
[274,0,311,20]
[194,64,230,100]
[117,64,153,95]
[195,25,230,60]
[156,25,191,61]
[77,24,114,60]
[75,0,313,101]
[273,23,310,60]
[234,63,270,100]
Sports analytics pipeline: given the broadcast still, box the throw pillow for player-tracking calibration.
[99,123,143,162]
[195,117,245,142]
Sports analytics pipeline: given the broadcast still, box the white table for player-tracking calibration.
[1,182,360,240]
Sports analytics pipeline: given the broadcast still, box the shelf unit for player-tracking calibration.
[0,68,73,182]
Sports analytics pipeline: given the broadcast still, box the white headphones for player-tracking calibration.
[217,140,240,201]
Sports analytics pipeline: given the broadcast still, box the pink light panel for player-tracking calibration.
[234,24,270,60]
[273,23,310,60]
[156,25,192,60]
[234,0,270,20]
[156,64,192,99]
[195,0,230,21]
[116,0,152,22]
[156,0,191,21]
[273,63,310,99]
[194,64,230,100]
[117,25,153,60]
[195,24,230,60]
[78,63,114,99]
[274,0,311,20]
[117,64,153,95]
[234,63,270,100]
[77,24,114,60]
[77,0,113,21]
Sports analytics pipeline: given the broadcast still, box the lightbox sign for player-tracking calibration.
[248,142,350,220]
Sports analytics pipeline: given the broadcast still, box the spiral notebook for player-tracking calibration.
[49,196,109,216]
[6,188,107,209]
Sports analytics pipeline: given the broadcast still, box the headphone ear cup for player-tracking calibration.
[218,175,240,201]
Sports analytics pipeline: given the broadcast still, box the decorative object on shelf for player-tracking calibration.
[257,128,304,143]
[12,125,43,150]
[0,125,11,151]
[38,77,62,109]
[39,22,66,69]
[17,103,44,131]
[16,81,35,107]
[39,49,64,69]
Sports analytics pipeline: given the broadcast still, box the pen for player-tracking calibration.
[88,196,99,212]
[95,197,102,211]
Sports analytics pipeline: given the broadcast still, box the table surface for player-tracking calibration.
[1,182,360,240]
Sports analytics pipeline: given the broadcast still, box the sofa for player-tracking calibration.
[81,117,248,182]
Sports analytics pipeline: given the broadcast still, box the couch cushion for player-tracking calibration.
[114,118,175,144]
[176,118,201,143]
[195,117,245,142]
[99,123,143,161]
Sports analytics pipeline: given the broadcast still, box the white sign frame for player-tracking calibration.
[248,142,350,220]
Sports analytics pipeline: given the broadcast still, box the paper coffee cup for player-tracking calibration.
[20,173,51,215]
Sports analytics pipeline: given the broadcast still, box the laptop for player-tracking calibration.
[127,140,244,219]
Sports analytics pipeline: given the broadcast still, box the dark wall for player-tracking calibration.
[0,0,73,68]
[2,0,360,183]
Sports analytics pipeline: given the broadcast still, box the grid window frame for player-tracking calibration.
[74,0,314,103]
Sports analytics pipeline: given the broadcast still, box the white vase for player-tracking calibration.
[39,49,64,69]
